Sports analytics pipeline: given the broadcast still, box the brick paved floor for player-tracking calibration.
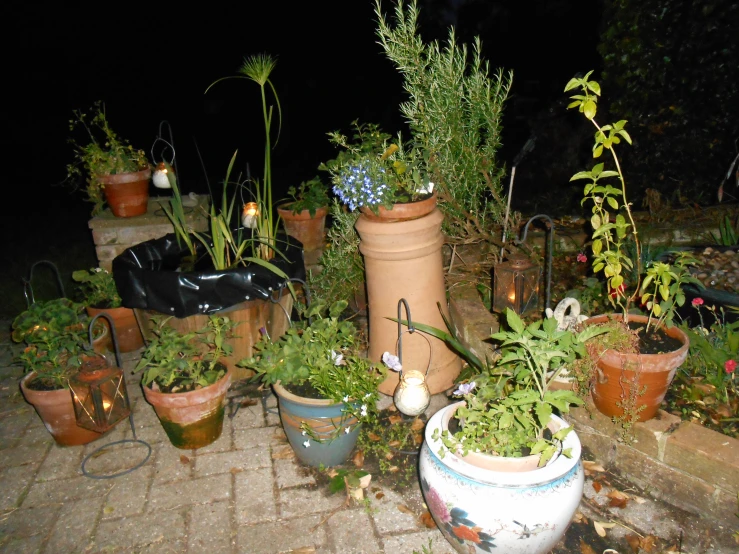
[0,330,735,554]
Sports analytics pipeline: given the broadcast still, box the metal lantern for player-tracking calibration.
[391,299,431,417]
[492,253,541,316]
[69,362,131,434]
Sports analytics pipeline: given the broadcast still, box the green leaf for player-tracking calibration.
[583,99,597,120]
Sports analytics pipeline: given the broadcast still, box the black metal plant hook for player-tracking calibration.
[150,120,176,167]
[23,260,66,307]
[515,214,555,313]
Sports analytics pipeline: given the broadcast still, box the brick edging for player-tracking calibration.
[448,286,739,528]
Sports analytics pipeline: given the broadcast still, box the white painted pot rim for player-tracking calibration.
[425,401,582,487]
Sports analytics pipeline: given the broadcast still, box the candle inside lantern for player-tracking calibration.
[393,369,431,417]
[152,162,172,189]
[242,202,259,229]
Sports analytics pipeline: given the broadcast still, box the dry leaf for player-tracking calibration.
[387,465,399,473]
[414,434,424,445]
[272,446,296,460]
[388,440,402,448]
[411,418,425,431]
[229,467,244,474]
[179,455,191,464]
[607,490,630,509]
[384,452,395,461]
[572,511,588,524]
[352,449,365,467]
[358,474,372,489]
[327,469,339,478]
[626,533,642,552]
[420,511,436,529]
[289,547,316,554]
[367,432,382,442]
[397,504,413,514]
[583,460,606,473]
[640,535,658,552]
[579,538,597,554]
[375,492,385,500]
[349,487,364,501]
[388,414,403,425]
[592,480,603,493]
[593,521,616,537]
[632,495,647,504]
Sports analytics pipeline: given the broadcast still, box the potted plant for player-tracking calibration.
[238,300,386,467]
[66,101,151,218]
[11,298,110,446]
[564,71,703,424]
[113,55,304,379]
[276,176,331,253]
[134,314,238,449]
[72,267,144,353]
[406,307,605,553]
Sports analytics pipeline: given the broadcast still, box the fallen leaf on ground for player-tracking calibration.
[397,504,413,514]
[367,432,382,441]
[388,414,403,425]
[326,469,339,478]
[641,534,658,552]
[593,520,616,537]
[579,538,597,554]
[352,449,364,467]
[180,455,190,464]
[583,460,606,473]
[388,440,401,448]
[420,511,436,529]
[607,489,630,508]
[272,446,296,460]
[375,492,385,500]
[414,434,424,445]
[229,467,243,474]
[592,480,603,493]
[626,533,641,552]
[631,495,647,504]
[288,547,316,554]
[411,418,425,431]
[572,511,588,524]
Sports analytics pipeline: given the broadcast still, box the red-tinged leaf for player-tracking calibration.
[367,432,382,442]
[375,492,385,500]
[608,496,629,509]
[592,480,602,493]
[180,455,191,464]
[420,511,437,529]
[580,538,597,554]
[388,414,403,425]
[641,535,658,552]
[352,449,365,468]
[626,533,641,552]
[410,418,425,431]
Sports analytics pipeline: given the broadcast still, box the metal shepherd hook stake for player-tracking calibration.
[393,299,432,418]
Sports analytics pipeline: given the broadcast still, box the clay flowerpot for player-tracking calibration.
[273,382,361,468]
[276,204,328,252]
[143,365,232,450]
[98,168,151,218]
[354,206,462,395]
[20,370,106,447]
[420,402,584,554]
[585,314,690,422]
[86,305,144,353]
[358,192,437,223]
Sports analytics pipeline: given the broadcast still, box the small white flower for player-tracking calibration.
[331,351,345,366]
[343,395,350,402]
[301,430,307,436]
[344,427,351,434]
[418,181,434,195]
[360,404,368,417]
[382,352,402,372]
[363,393,371,399]
[303,440,310,448]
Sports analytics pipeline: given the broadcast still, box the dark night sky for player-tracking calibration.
[4,0,601,220]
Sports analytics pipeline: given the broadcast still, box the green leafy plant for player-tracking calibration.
[66,101,150,216]
[309,199,365,307]
[396,305,605,465]
[238,300,386,441]
[282,176,330,217]
[206,53,281,262]
[375,0,513,243]
[11,298,104,390]
[134,315,238,393]
[72,267,122,309]
[321,120,432,213]
[710,215,739,246]
[566,71,703,332]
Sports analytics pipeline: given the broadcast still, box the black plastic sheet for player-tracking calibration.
[112,231,306,318]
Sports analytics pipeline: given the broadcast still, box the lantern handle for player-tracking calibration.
[87,312,122,369]
[516,214,555,312]
[395,298,432,378]
[22,260,66,307]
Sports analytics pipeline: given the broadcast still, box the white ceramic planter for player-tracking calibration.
[419,402,584,554]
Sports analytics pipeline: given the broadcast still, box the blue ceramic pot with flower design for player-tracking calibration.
[420,402,584,554]
[273,382,361,467]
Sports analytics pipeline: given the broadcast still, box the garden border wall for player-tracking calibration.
[448,281,739,529]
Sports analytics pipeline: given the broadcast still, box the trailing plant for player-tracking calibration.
[282,176,330,217]
[566,71,703,332]
[321,120,432,213]
[309,199,365,308]
[238,300,386,442]
[375,0,513,244]
[66,101,150,216]
[134,314,238,393]
[72,267,122,309]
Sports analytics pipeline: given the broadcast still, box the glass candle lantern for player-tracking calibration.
[393,369,431,417]
[70,362,131,434]
[492,254,541,316]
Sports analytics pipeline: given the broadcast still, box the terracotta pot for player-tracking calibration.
[355,208,462,395]
[20,371,104,447]
[98,168,151,217]
[136,295,293,382]
[276,204,328,252]
[421,402,583,553]
[86,305,144,353]
[143,365,232,450]
[585,314,690,422]
[358,192,437,222]
[273,382,361,468]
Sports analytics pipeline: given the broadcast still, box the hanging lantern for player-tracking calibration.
[152,162,172,189]
[492,253,540,316]
[242,202,259,229]
[69,358,131,434]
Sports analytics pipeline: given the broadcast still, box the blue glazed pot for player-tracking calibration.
[273,382,361,467]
